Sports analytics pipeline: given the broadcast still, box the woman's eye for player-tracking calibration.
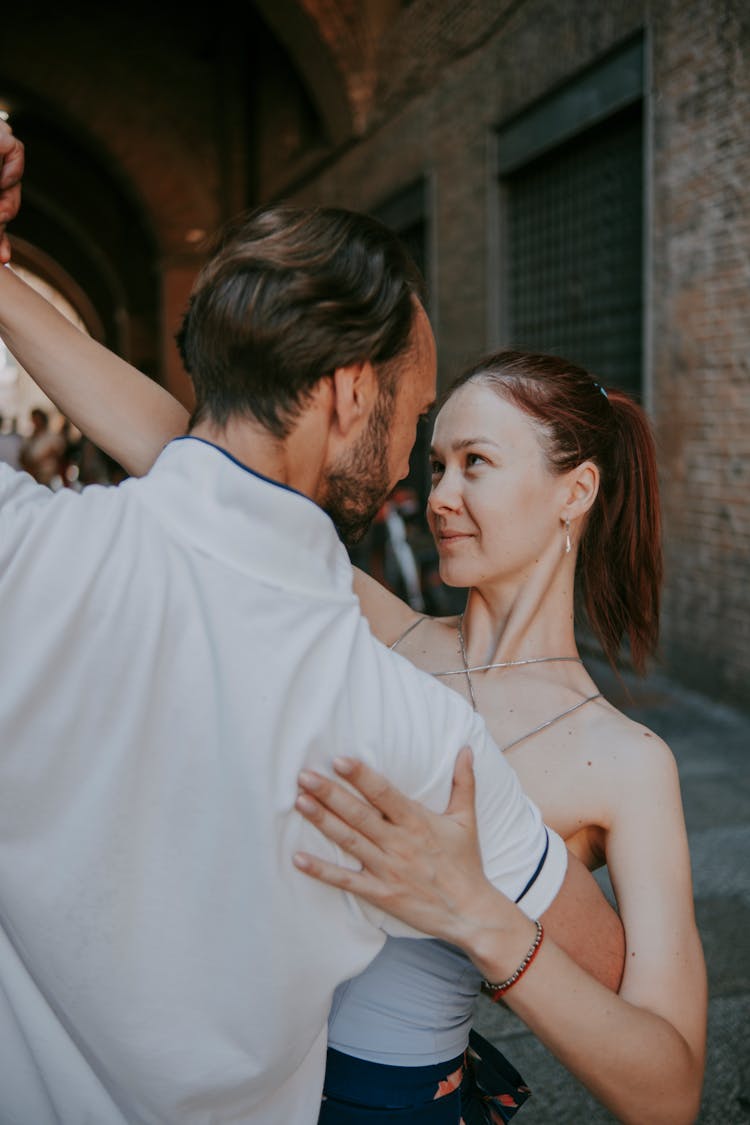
[430,460,444,476]
[466,453,485,468]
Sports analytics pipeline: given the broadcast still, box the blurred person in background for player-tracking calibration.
[19,405,66,487]
[0,411,22,469]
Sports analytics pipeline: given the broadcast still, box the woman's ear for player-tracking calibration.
[560,460,600,524]
[329,361,378,437]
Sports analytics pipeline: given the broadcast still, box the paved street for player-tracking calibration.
[473,656,750,1124]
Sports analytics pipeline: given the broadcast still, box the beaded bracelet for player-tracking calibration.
[481,919,544,999]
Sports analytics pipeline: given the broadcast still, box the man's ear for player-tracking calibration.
[560,461,600,524]
[330,361,378,437]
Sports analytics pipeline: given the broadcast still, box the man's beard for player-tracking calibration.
[321,386,395,548]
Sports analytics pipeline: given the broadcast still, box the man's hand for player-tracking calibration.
[0,119,24,264]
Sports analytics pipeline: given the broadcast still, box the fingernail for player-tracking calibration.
[333,757,354,774]
[295,794,317,814]
[298,770,320,790]
[293,852,311,870]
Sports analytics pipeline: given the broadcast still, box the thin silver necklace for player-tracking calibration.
[449,616,601,749]
[444,615,583,710]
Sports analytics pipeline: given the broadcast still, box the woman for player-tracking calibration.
[303,353,706,1125]
[0,267,705,1123]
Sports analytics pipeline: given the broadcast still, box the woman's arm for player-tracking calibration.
[591,732,707,1109]
[0,265,189,475]
[352,566,420,647]
[293,748,706,1125]
[0,123,23,264]
[502,734,706,1124]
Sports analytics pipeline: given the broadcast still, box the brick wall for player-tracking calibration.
[650,0,750,703]
[288,0,750,708]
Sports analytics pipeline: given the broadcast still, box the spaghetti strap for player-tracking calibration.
[389,616,427,651]
[500,692,602,753]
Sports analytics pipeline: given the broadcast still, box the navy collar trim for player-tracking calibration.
[173,435,313,504]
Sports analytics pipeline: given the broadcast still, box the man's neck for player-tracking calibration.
[188,414,328,503]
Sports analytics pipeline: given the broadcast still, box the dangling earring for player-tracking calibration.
[565,518,572,555]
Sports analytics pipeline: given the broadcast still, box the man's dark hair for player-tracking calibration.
[176,205,427,438]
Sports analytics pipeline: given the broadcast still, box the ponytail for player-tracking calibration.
[578,389,662,673]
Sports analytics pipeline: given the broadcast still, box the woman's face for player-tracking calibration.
[427,380,567,589]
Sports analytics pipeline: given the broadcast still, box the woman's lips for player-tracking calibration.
[437,531,473,547]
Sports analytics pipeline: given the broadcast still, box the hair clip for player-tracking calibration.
[593,381,609,400]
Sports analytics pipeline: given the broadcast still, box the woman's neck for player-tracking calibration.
[460,554,578,667]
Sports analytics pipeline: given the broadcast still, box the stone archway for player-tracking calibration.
[254,0,403,139]
[0,0,403,400]
[253,0,358,144]
[5,97,159,377]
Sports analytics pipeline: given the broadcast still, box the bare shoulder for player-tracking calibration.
[352,564,461,653]
[584,700,679,796]
[554,701,685,870]
[389,612,462,669]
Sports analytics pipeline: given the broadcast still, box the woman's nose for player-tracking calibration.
[428,471,462,514]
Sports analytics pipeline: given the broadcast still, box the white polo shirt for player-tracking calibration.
[0,437,566,1124]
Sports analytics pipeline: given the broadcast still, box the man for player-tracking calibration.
[0,124,621,1122]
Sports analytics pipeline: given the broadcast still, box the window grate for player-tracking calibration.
[504,102,643,399]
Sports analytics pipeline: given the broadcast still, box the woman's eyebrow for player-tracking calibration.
[430,436,501,455]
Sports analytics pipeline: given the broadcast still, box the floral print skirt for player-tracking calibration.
[318,1030,531,1124]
